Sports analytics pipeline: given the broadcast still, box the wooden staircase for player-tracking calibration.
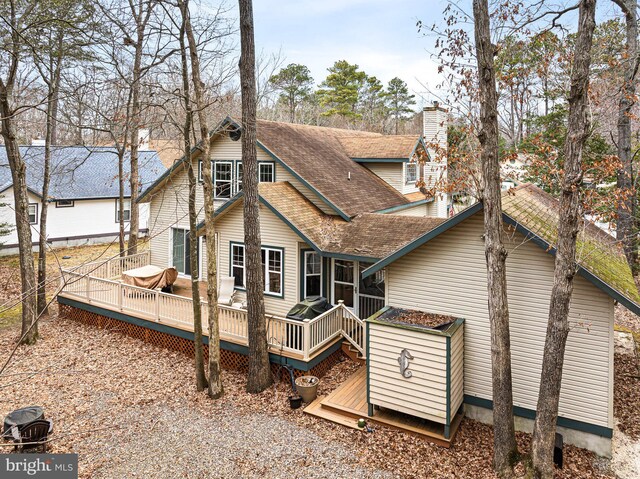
[304,367,462,447]
[341,340,365,364]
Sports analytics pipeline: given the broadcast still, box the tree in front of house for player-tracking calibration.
[268,63,314,123]
[386,77,416,134]
[317,60,367,120]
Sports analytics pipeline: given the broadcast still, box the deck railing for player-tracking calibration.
[59,261,367,360]
[66,251,151,279]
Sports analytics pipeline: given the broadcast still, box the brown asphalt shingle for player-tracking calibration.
[338,135,420,159]
[257,182,445,259]
[256,120,409,217]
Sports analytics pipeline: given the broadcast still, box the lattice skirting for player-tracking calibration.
[59,302,344,379]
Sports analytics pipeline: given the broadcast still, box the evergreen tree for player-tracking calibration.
[358,75,386,130]
[317,60,366,119]
[386,77,415,134]
[268,63,314,123]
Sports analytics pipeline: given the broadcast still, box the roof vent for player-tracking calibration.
[229,127,242,141]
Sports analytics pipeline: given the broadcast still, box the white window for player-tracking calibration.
[303,251,322,298]
[259,163,275,183]
[262,247,282,295]
[405,163,418,185]
[198,160,204,182]
[231,243,283,296]
[236,162,243,193]
[115,199,131,222]
[55,199,74,208]
[28,204,38,224]
[172,228,197,276]
[214,161,233,198]
[231,243,245,287]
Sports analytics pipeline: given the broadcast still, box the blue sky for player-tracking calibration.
[251,0,449,108]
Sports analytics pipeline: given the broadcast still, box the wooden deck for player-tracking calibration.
[304,367,463,447]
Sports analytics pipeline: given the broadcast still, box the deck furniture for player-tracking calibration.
[10,419,53,452]
[122,265,178,290]
[218,277,236,306]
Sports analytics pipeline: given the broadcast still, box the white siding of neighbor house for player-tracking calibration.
[386,212,614,430]
[214,202,308,317]
[0,187,149,251]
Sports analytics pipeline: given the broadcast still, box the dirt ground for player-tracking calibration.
[0,241,138,330]
[0,316,622,479]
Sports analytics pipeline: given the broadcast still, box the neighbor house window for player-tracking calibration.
[259,163,275,183]
[28,204,38,224]
[303,251,322,298]
[405,163,418,185]
[115,199,131,222]
[214,161,233,198]
[55,199,74,208]
[231,243,283,296]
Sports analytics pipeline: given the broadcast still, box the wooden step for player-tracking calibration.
[341,341,365,364]
[304,396,362,430]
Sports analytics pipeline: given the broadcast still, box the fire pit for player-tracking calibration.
[2,406,45,440]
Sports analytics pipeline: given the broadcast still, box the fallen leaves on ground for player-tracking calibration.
[0,316,618,478]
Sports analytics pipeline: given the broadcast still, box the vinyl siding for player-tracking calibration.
[0,187,149,247]
[148,134,323,271]
[386,212,614,429]
[369,322,449,424]
[384,202,432,217]
[215,201,308,317]
[364,163,404,192]
[450,324,464,415]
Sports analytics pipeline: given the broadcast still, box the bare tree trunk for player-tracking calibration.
[0,94,38,344]
[128,39,142,256]
[472,1,518,476]
[239,0,272,393]
[177,2,208,391]
[531,1,596,477]
[613,0,638,270]
[179,0,223,397]
[118,148,126,257]
[37,40,63,317]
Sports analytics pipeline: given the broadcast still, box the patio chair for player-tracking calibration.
[218,277,236,306]
[11,419,53,453]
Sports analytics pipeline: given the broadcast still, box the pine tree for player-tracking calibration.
[269,63,314,123]
[386,77,415,134]
[317,60,366,119]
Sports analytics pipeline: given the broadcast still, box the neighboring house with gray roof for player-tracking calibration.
[0,146,165,254]
[133,111,640,457]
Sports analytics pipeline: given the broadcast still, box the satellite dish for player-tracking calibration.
[229,127,242,141]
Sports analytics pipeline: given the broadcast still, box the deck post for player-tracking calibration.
[303,318,311,360]
[155,291,160,321]
[107,259,112,279]
[117,282,123,311]
[85,275,90,302]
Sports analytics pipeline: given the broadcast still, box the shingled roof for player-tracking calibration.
[337,135,422,160]
[0,146,164,200]
[210,181,445,260]
[256,120,410,217]
[501,184,640,305]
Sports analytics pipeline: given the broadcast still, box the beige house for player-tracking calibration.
[58,114,639,456]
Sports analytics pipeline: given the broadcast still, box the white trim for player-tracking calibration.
[214,161,233,199]
[303,250,322,298]
[331,258,356,311]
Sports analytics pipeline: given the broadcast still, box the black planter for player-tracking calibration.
[289,395,303,409]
